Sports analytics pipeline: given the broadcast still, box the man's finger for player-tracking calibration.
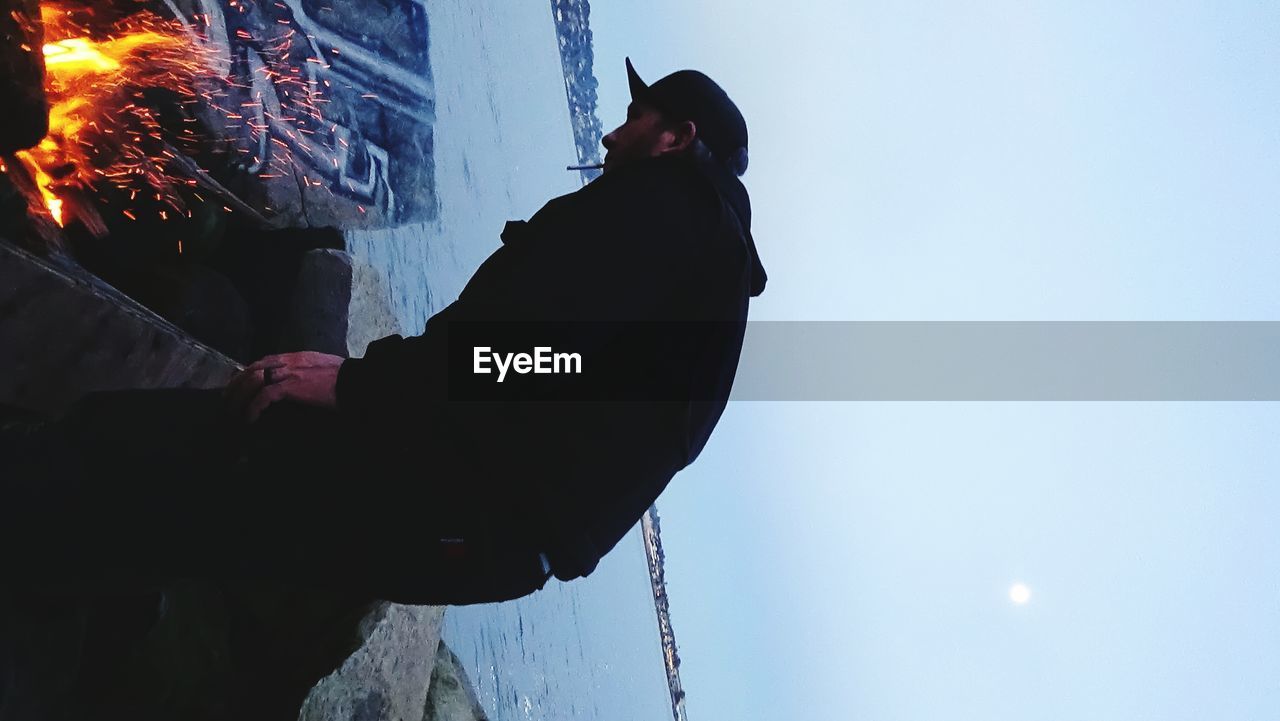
[227,367,272,415]
[225,355,294,408]
[244,355,292,374]
[224,367,256,403]
[246,381,289,424]
[270,367,298,385]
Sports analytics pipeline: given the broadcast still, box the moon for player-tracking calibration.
[1009,582,1032,604]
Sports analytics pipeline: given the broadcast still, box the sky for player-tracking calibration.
[590,2,1280,719]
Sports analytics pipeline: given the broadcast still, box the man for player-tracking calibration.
[3,58,767,606]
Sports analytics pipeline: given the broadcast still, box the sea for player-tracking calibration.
[342,2,675,719]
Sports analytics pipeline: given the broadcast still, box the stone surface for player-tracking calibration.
[422,642,489,721]
[281,249,353,356]
[0,240,452,721]
[0,240,238,416]
[345,246,406,357]
[164,0,438,229]
[300,604,448,721]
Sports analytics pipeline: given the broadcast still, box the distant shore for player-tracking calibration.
[550,0,606,181]
[642,508,690,721]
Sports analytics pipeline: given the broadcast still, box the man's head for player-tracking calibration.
[601,101,697,174]
[601,58,748,177]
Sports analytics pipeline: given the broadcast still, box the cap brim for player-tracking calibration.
[625,57,650,104]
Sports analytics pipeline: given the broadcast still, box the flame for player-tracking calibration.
[13,3,207,228]
[9,2,335,232]
[30,163,64,226]
[44,36,124,71]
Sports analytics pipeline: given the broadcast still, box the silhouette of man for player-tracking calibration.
[2,58,767,606]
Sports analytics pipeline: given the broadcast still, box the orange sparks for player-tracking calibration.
[14,2,206,226]
[13,2,334,230]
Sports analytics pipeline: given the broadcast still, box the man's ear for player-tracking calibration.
[660,120,698,155]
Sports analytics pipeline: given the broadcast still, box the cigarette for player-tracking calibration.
[566,163,604,171]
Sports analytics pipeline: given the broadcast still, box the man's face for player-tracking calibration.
[601,102,679,173]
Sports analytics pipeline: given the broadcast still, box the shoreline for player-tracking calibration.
[642,508,691,721]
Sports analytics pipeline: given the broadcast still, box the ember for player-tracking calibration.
[9,1,342,233]
[13,2,206,228]
[0,0,430,362]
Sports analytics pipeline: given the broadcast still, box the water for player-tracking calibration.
[345,2,675,718]
[442,530,672,721]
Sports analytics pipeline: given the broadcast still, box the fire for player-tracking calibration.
[13,2,208,228]
[28,162,63,226]
[7,2,336,234]
[43,36,126,71]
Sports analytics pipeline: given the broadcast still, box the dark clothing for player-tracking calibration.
[0,390,552,720]
[0,137,764,721]
[1,390,553,606]
[0,153,765,604]
[336,153,766,583]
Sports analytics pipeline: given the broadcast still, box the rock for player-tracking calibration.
[199,225,344,359]
[218,583,387,721]
[0,240,237,417]
[0,238,451,721]
[159,263,254,360]
[345,251,405,357]
[280,249,353,357]
[422,641,490,721]
[299,604,447,721]
[164,0,439,229]
[111,262,254,363]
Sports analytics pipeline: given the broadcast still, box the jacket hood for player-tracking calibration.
[693,156,767,297]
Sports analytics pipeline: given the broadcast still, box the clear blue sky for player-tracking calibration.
[590,3,1280,719]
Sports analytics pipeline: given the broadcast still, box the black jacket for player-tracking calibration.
[335,153,766,583]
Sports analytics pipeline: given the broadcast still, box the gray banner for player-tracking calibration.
[730,322,1280,400]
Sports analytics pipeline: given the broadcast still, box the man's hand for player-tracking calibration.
[225,351,345,423]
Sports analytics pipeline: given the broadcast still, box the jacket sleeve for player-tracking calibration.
[332,305,454,422]
[333,161,719,421]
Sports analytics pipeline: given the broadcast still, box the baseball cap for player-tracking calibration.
[625,57,749,176]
